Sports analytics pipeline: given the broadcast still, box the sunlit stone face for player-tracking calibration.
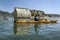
[16,8,31,17]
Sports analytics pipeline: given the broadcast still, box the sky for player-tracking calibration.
[0,0,60,14]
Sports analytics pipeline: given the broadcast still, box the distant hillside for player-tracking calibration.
[45,14,60,17]
[0,10,12,17]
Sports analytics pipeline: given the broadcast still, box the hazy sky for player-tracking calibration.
[0,0,60,14]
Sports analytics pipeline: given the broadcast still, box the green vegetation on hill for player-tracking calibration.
[45,14,60,17]
[0,10,13,17]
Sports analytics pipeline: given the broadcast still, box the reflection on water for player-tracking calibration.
[34,24,39,34]
[14,23,53,35]
[14,23,35,35]
[14,23,17,34]
[34,24,38,34]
